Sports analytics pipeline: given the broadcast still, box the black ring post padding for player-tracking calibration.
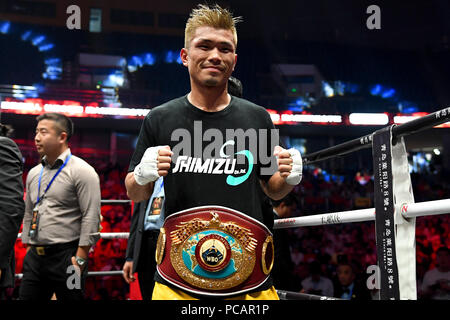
[277,290,343,300]
[372,125,401,300]
[302,107,450,165]
[303,134,373,164]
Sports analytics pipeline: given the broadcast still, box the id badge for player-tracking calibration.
[28,207,40,239]
[150,196,164,215]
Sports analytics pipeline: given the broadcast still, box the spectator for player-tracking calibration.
[420,247,450,300]
[301,261,334,297]
[0,123,25,299]
[271,194,301,291]
[333,259,371,300]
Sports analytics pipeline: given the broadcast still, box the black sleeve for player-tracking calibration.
[128,111,157,173]
[125,202,141,260]
[0,137,25,269]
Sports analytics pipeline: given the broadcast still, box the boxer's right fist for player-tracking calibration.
[133,146,172,185]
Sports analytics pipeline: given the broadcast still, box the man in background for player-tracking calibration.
[0,122,25,299]
[122,176,165,300]
[333,260,371,300]
[421,247,450,300]
[20,113,101,300]
[271,194,300,291]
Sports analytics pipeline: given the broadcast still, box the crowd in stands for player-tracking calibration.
[8,158,449,300]
[280,169,449,299]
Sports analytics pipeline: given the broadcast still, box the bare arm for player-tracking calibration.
[260,173,295,201]
[125,172,154,203]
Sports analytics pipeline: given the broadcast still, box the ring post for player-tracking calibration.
[391,127,417,300]
[372,125,416,300]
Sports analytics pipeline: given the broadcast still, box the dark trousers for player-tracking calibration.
[19,241,87,301]
[137,230,159,300]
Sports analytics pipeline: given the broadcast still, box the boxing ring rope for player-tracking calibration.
[68,197,449,240]
[274,198,450,229]
[302,107,450,164]
[276,290,342,300]
[14,108,450,300]
[282,107,450,300]
[95,232,130,239]
[14,265,342,301]
[15,270,124,279]
[100,200,132,205]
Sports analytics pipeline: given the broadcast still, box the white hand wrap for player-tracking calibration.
[133,146,165,186]
[286,148,303,185]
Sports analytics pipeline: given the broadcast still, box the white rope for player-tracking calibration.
[16,232,131,239]
[274,198,450,229]
[15,270,124,279]
[275,208,375,229]
[96,232,130,239]
[15,199,450,240]
[400,198,450,218]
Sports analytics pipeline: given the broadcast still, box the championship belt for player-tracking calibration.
[155,206,274,297]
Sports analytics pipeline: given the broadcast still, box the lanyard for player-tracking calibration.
[152,178,164,197]
[36,153,72,205]
[149,179,164,205]
[145,179,164,220]
[159,179,164,194]
[342,284,354,299]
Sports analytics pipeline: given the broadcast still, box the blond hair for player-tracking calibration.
[184,4,242,48]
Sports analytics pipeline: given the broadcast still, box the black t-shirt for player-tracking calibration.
[128,95,279,295]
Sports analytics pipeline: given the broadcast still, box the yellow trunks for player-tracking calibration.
[152,282,279,300]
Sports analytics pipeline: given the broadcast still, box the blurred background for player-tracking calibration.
[0,0,449,300]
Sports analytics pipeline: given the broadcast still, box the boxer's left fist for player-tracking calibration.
[273,146,303,185]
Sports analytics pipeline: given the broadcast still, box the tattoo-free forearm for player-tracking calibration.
[125,172,154,202]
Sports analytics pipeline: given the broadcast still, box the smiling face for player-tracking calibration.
[181,26,237,88]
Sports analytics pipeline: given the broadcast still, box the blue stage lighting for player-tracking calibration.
[44,58,61,65]
[132,55,143,67]
[39,43,54,52]
[334,81,345,96]
[165,51,176,63]
[106,73,124,87]
[288,106,304,112]
[144,53,155,65]
[370,84,382,96]
[295,97,310,107]
[346,83,359,94]
[0,21,10,34]
[322,81,334,97]
[398,101,419,114]
[21,30,32,41]
[46,66,62,73]
[31,35,46,46]
[381,88,395,99]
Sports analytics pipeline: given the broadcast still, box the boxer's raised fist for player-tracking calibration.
[273,146,303,185]
[134,146,172,185]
